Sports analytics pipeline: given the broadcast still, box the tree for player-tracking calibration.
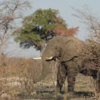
[13,9,78,56]
[0,0,31,57]
[54,24,79,36]
[71,6,100,42]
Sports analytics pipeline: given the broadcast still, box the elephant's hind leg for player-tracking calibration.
[56,64,67,93]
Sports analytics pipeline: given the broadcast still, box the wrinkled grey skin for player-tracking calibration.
[37,36,100,95]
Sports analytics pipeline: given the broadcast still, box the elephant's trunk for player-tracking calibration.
[35,55,52,83]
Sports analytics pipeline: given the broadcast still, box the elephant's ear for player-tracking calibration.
[60,37,86,61]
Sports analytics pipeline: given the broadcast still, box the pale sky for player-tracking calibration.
[3,0,100,58]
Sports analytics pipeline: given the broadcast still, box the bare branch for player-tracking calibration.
[71,6,100,42]
[0,0,31,56]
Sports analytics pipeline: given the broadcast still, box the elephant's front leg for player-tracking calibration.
[67,61,79,96]
[67,75,76,93]
[56,63,67,93]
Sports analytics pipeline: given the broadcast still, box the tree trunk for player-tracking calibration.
[0,27,8,58]
[40,42,45,56]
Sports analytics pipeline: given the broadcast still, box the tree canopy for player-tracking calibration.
[14,9,78,51]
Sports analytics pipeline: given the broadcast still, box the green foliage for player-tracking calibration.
[14,9,67,50]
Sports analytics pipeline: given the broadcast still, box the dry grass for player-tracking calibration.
[0,56,42,100]
[0,56,100,100]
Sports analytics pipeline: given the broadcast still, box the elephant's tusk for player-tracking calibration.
[33,57,41,60]
[46,56,53,60]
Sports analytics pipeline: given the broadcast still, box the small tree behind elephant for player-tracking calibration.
[36,36,100,97]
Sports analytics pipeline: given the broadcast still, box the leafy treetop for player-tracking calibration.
[13,9,78,51]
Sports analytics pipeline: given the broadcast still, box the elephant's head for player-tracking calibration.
[40,37,61,80]
[34,36,62,82]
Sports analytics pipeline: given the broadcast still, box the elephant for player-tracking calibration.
[36,36,100,97]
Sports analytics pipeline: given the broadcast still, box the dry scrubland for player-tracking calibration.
[0,56,42,100]
[0,56,99,100]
